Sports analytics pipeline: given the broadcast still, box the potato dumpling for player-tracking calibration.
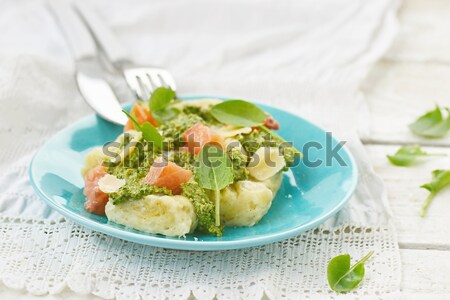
[81,147,107,176]
[105,195,197,237]
[262,172,283,193]
[220,179,281,227]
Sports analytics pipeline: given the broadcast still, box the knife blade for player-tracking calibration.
[48,0,127,125]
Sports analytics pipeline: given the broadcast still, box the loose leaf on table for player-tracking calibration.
[149,87,176,112]
[387,145,446,166]
[327,251,374,293]
[211,100,267,127]
[409,106,450,138]
[122,109,163,149]
[420,169,450,217]
[195,145,234,226]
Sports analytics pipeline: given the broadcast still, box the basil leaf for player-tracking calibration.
[420,169,450,217]
[152,107,180,123]
[122,109,142,130]
[122,109,163,149]
[327,251,374,293]
[195,145,234,226]
[149,87,176,112]
[409,106,450,138]
[387,145,446,166]
[141,123,163,149]
[211,100,267,127]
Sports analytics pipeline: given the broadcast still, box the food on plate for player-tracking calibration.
[82,88,301,237]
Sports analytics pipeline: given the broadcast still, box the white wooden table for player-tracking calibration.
[1,0,449,298]
[363,0,450,296]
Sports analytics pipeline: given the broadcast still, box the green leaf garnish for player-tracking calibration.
[122,109,163,149]
[195,145,234,226]
[149,87,176,112]
[327,251,374,293]
[211,100,267,127]
[211,99,302,157]
[152,107,180,123]
[141,123,163,149]
[409,106,450,138]
[420,170,450,217]
[387,145,446,166]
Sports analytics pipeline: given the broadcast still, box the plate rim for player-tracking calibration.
[29,96,358,251]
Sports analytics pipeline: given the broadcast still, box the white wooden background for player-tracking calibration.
[1,0,449,299]
[363,0,450,297]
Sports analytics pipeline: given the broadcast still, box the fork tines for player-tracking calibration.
[124,68,176,101]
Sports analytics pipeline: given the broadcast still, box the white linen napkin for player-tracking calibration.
[0,0,401,298]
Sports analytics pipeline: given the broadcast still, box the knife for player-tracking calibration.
[48,0,127,126]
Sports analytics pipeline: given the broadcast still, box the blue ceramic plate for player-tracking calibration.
[30,96,357,251]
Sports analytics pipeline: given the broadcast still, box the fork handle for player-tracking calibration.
[48,0,97,61]
[74,3,130,64]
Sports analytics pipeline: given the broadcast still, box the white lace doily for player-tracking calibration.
[0,216,400,299]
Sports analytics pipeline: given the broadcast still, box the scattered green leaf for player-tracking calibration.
[420,169,450,217]
[409,106,450,138]
[211,100,267,127]
[327,251,374,293]
[122,109,163,149]
[195,145,234,226]
[149,87,176,112]
[387,145,446,166]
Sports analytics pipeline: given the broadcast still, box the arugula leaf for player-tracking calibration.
[149,87,176,112]
[122,109,163,149]
[387,145,446,166]
[409,106,450,138]
[420,170,450,217]
[327,251,374,293]
[195,145,234,226]
[211,100,267,127]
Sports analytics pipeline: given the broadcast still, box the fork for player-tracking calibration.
[74,3,177,101]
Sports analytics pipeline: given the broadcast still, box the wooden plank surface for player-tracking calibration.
[361,0,450,295]
[400,249,450,295]
[366,145,450,249]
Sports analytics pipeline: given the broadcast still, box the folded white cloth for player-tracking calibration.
[0,0,401,298]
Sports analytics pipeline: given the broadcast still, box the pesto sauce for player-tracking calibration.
[159,113,202,148]
[181,182,223,236]
[107,140,171,204]
[182,105,221,126]
[228,146,249,182]
[239,130,296,168]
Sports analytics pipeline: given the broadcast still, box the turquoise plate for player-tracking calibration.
[29,96,357,251]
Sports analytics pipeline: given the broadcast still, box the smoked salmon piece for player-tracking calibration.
[252,116,280,131]
[262,116,280,130]
[124,103,158,131]
[84,165,109,215]
[143,157,193,194]
[182,122,224,155]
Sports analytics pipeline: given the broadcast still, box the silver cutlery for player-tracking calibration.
[48,0,128,125]
[74,3,177,101]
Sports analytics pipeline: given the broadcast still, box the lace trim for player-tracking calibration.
[0,215,401,299]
